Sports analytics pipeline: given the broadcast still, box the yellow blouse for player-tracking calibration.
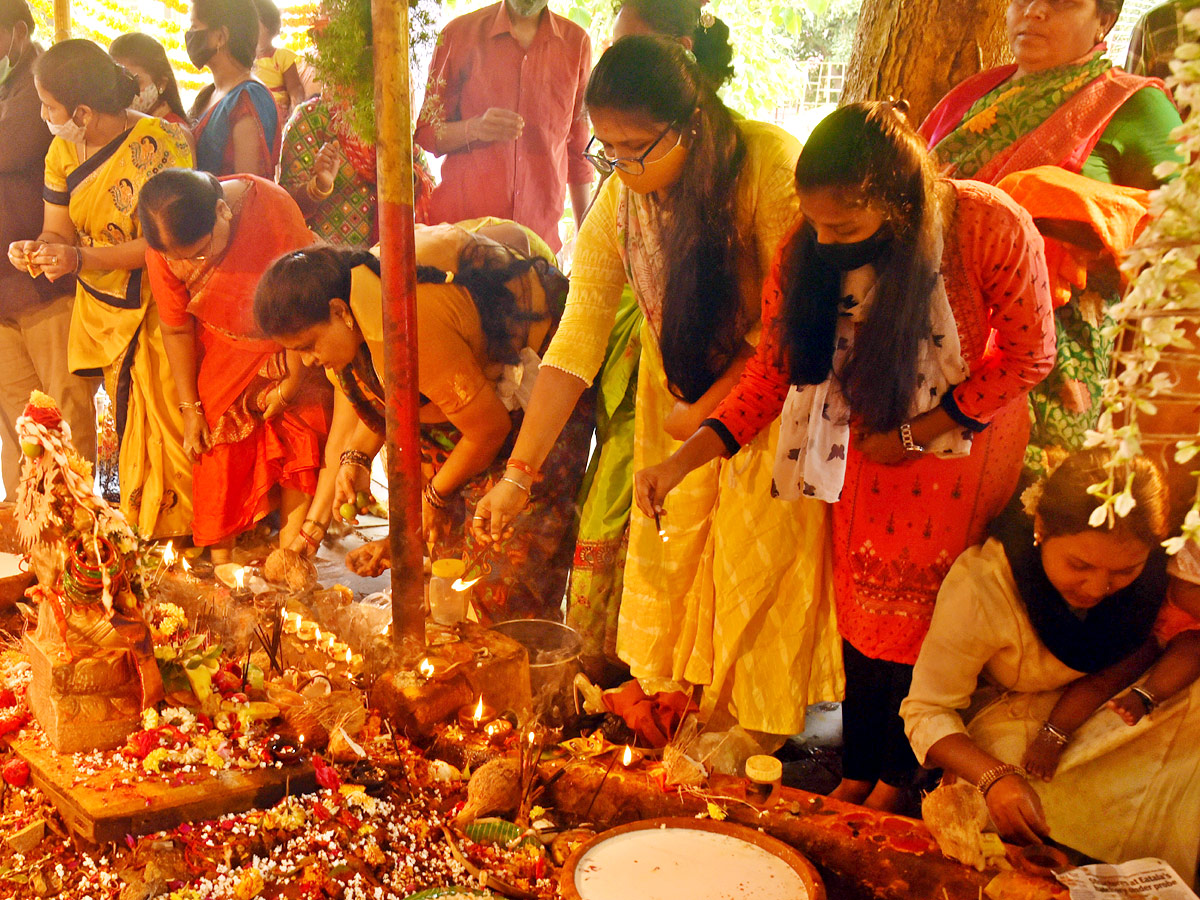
[541,118,802,385]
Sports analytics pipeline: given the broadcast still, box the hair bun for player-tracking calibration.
[885,96,911,118]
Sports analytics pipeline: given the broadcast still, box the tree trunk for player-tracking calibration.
[842,0,1012,126]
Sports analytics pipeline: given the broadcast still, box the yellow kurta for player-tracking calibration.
[902,540,1200,883]
[44,115,194,539]
[543,120,842,734]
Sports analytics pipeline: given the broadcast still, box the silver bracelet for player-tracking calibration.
[1039,720,1070,745]
[500,475,531,495]
[900,422,925,453]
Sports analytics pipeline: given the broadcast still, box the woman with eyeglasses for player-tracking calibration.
[138,169,330,563]
[564,0,739,685]
[6,38,194,539]
[473,35,843,740]
[186,0,279,178]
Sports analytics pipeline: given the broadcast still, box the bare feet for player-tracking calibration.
[863,780,908,813]
[829,777,873,806]
[1107,691,1147,726]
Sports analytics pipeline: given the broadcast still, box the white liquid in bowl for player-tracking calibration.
[574,827,811,900]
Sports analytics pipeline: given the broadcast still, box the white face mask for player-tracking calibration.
[47,112,87,144]
[0,29,15,87]
[130,83,160,114]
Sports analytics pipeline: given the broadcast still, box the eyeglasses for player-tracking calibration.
[582,120,680,176]
[163,229,215,264]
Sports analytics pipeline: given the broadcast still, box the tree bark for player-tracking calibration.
[842,0,1013,126]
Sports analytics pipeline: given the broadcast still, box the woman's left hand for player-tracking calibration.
[259,382,291,420]
[32,243,78,283]
[854,426,911,466]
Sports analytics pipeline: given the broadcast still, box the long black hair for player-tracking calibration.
[110,33,190,122]
[35,38,139,114]
[586,34,747,403]
[618,0,735,90]
[780,100,943,434]
[254,242,566,366]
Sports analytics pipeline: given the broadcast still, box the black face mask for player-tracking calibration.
[810,223,894,272]
[185,28,217,69]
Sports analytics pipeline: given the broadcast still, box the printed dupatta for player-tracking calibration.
[930,51,1115,180]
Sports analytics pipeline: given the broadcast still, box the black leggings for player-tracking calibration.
[840,639,919,788]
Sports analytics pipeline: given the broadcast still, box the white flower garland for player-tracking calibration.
[1087,10,1200,552]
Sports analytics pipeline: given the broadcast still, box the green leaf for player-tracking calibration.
[463,818,542,851]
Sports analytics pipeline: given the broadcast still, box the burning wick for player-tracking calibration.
[653,507,668,543]
[457,696,495,731]
[622,745,633,767]
[418,658,435,679]
[162,542,177,568]
[234,567,246,590]
[451,575,482,592]
[180,555,191,574]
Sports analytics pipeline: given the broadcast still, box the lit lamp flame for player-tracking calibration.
[418,658,435,679]
[472,696,485,726]
[313,626,322,644]
[162,542,177,567]
[180,556,191,574]
[622,745,633,766]
[527,729,537,746]
[234,567,246,590]
[344,648,352,665]
[451,575,482,591]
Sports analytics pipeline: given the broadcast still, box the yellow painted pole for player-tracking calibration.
[371,0,424,655]
[53,0,69,42]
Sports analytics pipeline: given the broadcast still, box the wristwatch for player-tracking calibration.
[900,422,925,453]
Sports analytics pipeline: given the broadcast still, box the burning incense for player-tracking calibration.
[581,745,633,821]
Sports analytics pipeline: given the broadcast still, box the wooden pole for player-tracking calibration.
[53,0,69,42]
[371,0,424,656]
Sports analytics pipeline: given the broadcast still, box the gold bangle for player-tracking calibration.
[976,763,1024,797]
[306,175,333,201]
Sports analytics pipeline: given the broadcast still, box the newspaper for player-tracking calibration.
[1056,859,1199,900]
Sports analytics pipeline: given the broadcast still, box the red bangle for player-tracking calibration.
[506,458,539,480]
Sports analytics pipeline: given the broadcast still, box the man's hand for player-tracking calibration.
[469,108,524,144]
